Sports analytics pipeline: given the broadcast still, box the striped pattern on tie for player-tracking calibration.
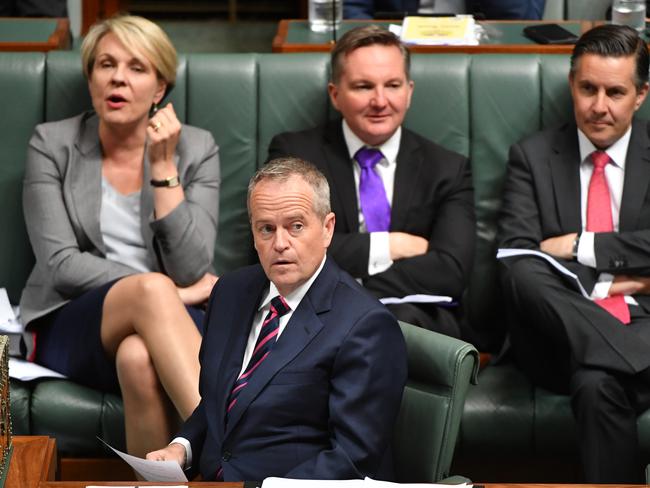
[226,295,291,417]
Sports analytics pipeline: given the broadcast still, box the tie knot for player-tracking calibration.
[591,151,611,171]
[355,147,384,169]
[270,295,291,317]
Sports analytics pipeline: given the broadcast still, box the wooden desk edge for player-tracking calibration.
[0,17,70,52]
[272,19,595,54]
[7,436,57,488]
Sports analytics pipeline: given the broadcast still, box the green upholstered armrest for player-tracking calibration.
[394,321,479,483]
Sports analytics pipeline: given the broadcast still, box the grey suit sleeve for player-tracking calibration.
[149,129,220,285]
[23,125,137,298]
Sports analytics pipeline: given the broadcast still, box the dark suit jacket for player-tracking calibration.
[343,0,545,19]
[344,0,420,18]
[179,257,407,481]
[498,119,650,310]
[268,120,475,302]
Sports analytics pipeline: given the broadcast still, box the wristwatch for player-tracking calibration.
[572,234,580,260]
[150,175,180,188]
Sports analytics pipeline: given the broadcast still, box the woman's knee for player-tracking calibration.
[115,335,160,396]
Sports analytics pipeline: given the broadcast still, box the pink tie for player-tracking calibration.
[586,151,630,324]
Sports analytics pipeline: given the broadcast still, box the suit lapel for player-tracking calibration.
[324,122,359,232]
[70,114,105,252]
[208,270,268,438]
[392,129,422,230]
[224,258,337,437]
[620,119,650,231]
[549,125,582,231]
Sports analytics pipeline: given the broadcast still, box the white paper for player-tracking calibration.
[365,477,470,487]
[262,479,362,488]
[9,358,66,381]
[98,438,188,482]
[0,289,21,334]
[496,248,590,298]
[380,294,453,305]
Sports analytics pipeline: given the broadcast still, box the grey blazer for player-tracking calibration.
[19,112,221,326]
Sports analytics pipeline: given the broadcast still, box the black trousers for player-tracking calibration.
[501,257,650,483]
[385,302,461,338]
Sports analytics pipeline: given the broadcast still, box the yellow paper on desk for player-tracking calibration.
[400,15,478,45]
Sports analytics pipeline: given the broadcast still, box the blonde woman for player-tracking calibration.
[20,15,220,457]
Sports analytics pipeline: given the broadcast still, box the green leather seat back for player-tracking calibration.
[187,53,258,274]
[0,53,44,304]
[394,321,478,482]
[257,53,331,165]
[406,54,470,158]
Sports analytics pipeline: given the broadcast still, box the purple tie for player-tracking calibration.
[355,147,391,232]
[226,295,291,419]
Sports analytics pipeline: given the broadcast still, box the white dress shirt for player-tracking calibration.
[342,120,401,276]
[576,127,636,304]
[172,256,327,468]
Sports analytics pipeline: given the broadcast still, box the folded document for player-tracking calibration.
[496,248,589,298]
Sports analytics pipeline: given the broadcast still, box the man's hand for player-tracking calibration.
[540,233,577,259]
[177,272,219,305]
[146,442,187,466]
[388,232,428,261]
[609,275,650,296]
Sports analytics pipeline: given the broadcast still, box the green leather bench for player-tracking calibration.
[2,51,648,481]
[0,50,477,480]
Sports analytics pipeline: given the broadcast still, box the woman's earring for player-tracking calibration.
[150,103,159,118]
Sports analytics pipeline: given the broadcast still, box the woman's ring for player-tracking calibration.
[151,121,162,132]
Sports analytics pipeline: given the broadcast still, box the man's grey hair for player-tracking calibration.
[247,157,331,220]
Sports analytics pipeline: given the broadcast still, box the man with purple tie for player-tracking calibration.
[268,25,475,338]
[147,157,407,481]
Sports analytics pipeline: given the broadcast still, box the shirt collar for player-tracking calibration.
[342,119,402,165]
[258,255,328,312]
[577,126,632,170]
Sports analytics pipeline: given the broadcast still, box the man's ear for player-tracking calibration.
[635,81,649,111]
[328,82,340,111]
[323,212,336,247]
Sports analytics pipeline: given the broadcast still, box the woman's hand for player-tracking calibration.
[177,272,219,306]
[147,102,182,170]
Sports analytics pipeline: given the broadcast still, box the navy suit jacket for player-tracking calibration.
[179,257,407,481]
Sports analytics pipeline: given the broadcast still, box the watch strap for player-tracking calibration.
[150,175,180,188]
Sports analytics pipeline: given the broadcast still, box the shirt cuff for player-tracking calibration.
[577,231,596,268]
[368,232,393,276]
[170,437,192,469]
[591,273,614,300]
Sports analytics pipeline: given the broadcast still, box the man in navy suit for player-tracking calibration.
[147,157,407,481]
